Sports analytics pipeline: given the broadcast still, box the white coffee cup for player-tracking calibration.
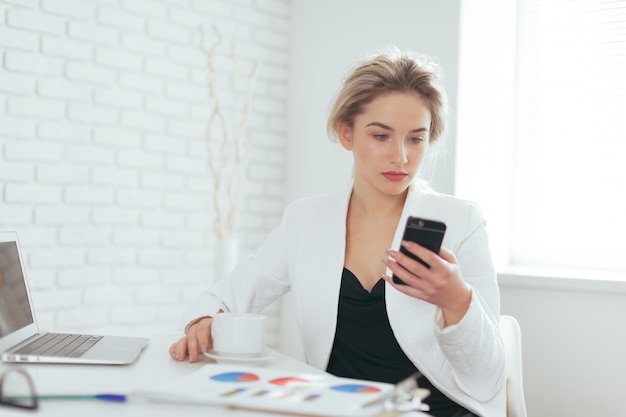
[211,313,266,357]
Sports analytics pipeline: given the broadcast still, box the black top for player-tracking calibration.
[326,268,475,417]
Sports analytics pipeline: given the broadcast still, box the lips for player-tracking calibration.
[382,172,408,182]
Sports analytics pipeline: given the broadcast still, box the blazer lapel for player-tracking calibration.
[290,184,352,369]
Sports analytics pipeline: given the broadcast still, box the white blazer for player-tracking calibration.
[184,183,506,417]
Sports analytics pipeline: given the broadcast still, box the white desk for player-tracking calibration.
[0,335,330,417]
[1,335,432,417]
[1,335,431,417]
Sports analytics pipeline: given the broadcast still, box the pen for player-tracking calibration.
[8,394,128,403]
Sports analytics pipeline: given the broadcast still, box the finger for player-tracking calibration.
[386,247,430,280]
[400,240,441,270]
[169,337,188,362]
[186,329,201,363]
[438,247,457,264]
[383,252,429,290]
[196,321,212,353]
[201,309,224,352]
[383,274,429,300]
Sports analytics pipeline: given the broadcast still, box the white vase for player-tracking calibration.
[215,238,239,278]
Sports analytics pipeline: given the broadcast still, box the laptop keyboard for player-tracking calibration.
[15,333,103,358]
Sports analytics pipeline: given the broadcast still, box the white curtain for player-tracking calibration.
[512,0,626,272]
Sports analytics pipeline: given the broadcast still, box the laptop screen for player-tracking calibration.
[0,241,35,337]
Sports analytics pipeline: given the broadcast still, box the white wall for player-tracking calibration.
[500,275,626,417]
[0,0,290,344]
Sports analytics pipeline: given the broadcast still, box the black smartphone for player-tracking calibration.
[392,216,447,285]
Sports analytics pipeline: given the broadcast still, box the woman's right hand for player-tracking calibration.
[169,310,223,363]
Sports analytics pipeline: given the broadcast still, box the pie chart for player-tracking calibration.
[269,377,311,386]
[331,384,381,393]
[210,372,260,383]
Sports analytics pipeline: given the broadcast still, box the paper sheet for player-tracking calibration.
[133,364,394,417]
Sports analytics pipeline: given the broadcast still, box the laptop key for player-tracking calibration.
[16,333,103,359]
[17,333,57,354]
[67,336,102,358]
[54,335,92,357]
[37,334,80,356]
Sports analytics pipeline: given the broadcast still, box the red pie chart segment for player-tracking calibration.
[269,377,311,386]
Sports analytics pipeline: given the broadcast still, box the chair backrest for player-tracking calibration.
[499,315,528,417]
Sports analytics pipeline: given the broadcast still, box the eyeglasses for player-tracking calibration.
[384,371,430,413]
[0,368,39,410]
[361,371,430,414]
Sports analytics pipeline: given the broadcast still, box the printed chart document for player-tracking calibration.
[133,364,395,417]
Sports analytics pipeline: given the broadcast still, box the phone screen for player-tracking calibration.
[392,216,447,285]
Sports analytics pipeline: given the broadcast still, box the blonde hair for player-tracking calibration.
[327,47,448,144]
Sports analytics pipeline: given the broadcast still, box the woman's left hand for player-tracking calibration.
[383,241,472,326]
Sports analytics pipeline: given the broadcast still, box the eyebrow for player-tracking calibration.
[365,122,429,133]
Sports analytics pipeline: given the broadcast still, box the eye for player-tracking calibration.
[374,134,389,141]
[408,136,424,144]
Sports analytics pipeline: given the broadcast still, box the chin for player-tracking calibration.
[383,183,410,196]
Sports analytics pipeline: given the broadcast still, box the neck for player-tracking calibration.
[350,181,408,218]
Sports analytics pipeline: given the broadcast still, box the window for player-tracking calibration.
[457,0,626,274]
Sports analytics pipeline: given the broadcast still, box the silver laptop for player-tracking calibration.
[0,231,148,365]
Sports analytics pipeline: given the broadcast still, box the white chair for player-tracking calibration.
[499,315,528,417]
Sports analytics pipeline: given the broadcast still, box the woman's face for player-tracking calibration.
[339,91,432,197]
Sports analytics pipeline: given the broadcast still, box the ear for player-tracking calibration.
[338,123,353,150]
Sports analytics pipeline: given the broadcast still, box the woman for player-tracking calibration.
[170,48,506,417]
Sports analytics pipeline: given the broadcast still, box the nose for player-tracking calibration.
[390,139,408,165]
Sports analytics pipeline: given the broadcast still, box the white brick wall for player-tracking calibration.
[0,0,290,345]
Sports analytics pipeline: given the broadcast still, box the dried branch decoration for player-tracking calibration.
[198,24,260,240]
